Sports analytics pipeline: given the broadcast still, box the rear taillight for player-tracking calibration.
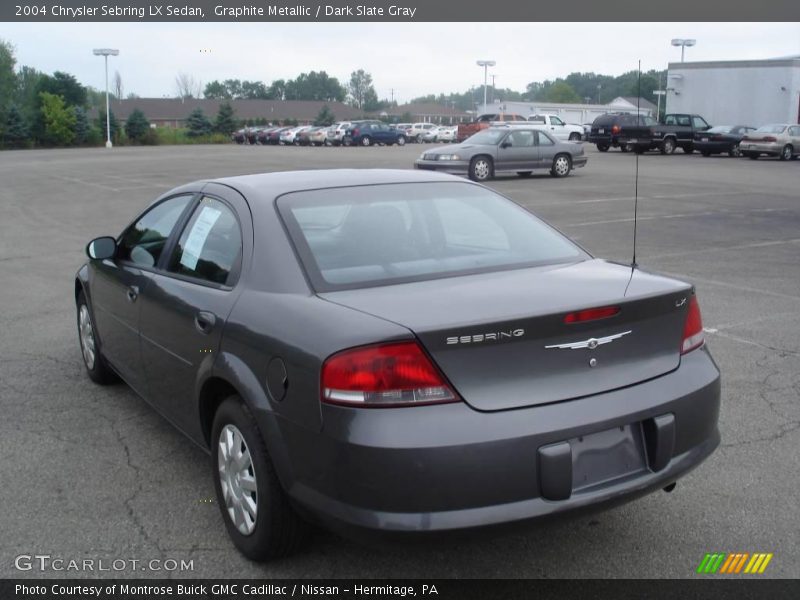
[353,128,360,136]
[762,136,777,142]
[681,295,704,354]
[611,125,621,134]
[564,306,620,324]
[321,341,459,408]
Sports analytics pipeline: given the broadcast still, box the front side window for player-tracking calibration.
[168,197,242,286]
[692,116,709,129]
[550,116,565,126]
[278,182,585,291]
[117,195,193,268]
[508,130,535,147]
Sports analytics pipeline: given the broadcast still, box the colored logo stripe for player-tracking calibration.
[697,552,773,574]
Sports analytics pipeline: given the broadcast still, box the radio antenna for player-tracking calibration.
[632,60,641,269]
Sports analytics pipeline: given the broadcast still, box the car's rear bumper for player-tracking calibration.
[741,142,781,155]
[267,347,721,541]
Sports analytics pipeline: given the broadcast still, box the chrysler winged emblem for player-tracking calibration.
[545,330,632,350]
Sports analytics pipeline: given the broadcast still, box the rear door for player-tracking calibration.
[137,186,249,438]
[535,130,558,167]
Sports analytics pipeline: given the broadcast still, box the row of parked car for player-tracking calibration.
[232,121,460,148]
[587,112,800,160]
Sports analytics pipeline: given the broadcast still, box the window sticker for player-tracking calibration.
[180,205,222,271]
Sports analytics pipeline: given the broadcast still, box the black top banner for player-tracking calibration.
[3,0,800,22]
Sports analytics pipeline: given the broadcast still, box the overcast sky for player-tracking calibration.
[1,22,798,102]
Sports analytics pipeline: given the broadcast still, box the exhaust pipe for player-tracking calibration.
[663,482,677,493]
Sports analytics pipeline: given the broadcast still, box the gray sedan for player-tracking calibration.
[75,169,718,561]
[415,127,588,181]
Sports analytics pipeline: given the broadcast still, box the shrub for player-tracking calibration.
[125,108,150,142]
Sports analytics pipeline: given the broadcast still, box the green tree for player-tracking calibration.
[3,104,28,147]
[39,92,76,146]
[125,108,150,141]
[186,108,212,137]
[347,69,376,110]
[73,106,89,144]
[543,81,581,103]
[0,39,17,137]
[267,79,286,100]
[314,105,335,126]
[214,102,236,134]
[96,108,120,142]
[285,71,345,102]
[204,80,229,99]
[240,80,268,99]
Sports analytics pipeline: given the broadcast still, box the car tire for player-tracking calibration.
[779,145,792,161]
[468,156,493,182]
[397,135,406,146]
[212,396,309,561]
[620,144,630,153]
[661,138,676,155]
[517,171,533,177]
[729,144,741,158]
[415,134,423,144]
[568,133,581,142]
[701,151,711,157]
[682,146,694,154]
[596,144,609,152]
[747,152,759,160]
[361,136,372,147]
[550,154,572,178]
[76,290,118,385]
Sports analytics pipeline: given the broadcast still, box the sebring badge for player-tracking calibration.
[545,330,632,350]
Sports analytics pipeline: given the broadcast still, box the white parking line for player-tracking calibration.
[564,211,718,227]
[648,238,800,260]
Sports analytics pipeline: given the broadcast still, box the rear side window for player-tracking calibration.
[167,197,242,286]
[277,182,585,291]
[117,195,193,268]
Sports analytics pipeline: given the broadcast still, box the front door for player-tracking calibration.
[496,130,538,171]
[90,194,194,391]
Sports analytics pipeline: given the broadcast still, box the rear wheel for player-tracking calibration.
[468,156,493,182]
[596,144,609,152]
[550,154,572,178]
[568,132,581,142]
[779,145,792,161]
[212,397,309,561]
[76,291,117,385]
[661,137,676,155]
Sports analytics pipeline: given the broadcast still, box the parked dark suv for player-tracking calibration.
[588,113,647,152]
[343,121,407,147]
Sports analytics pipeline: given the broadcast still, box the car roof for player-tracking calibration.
[208,169,462,201]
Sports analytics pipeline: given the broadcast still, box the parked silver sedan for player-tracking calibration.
[414,127,587,181]
[740,124,800,161]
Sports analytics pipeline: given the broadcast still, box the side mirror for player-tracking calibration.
[86,236,117,260]
[501,141,512,148]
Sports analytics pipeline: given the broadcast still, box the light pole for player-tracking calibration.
[490,74,496,104]
[671,38,696,62]
[476,60,495,112]
[93,48,119,148]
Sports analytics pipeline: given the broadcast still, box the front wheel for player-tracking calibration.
[596,144,609,152]
[779,145,792,161]
[568,132,581,142]
[729,144,741,158]
[76,291,117,385]
[661,138,676,155]
[550,154,572,178]
[396,135,406,146]
[212,397,309,561]
[468,156,493,182]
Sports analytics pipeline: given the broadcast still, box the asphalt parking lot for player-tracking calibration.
[1,143,798,579]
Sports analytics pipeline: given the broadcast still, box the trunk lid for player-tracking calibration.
[319,259,692,411]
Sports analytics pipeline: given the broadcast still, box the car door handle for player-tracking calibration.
[126,285,139,302]
[194,311,216,334]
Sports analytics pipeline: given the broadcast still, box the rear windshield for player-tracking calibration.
[755,124,786,134]
[277,182,586,291]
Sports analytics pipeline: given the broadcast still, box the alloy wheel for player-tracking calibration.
[78,304,96,370]
[553,156,571,177]
[218,424,258,536]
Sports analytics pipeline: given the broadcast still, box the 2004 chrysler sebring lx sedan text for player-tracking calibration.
[75,169,720,560]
